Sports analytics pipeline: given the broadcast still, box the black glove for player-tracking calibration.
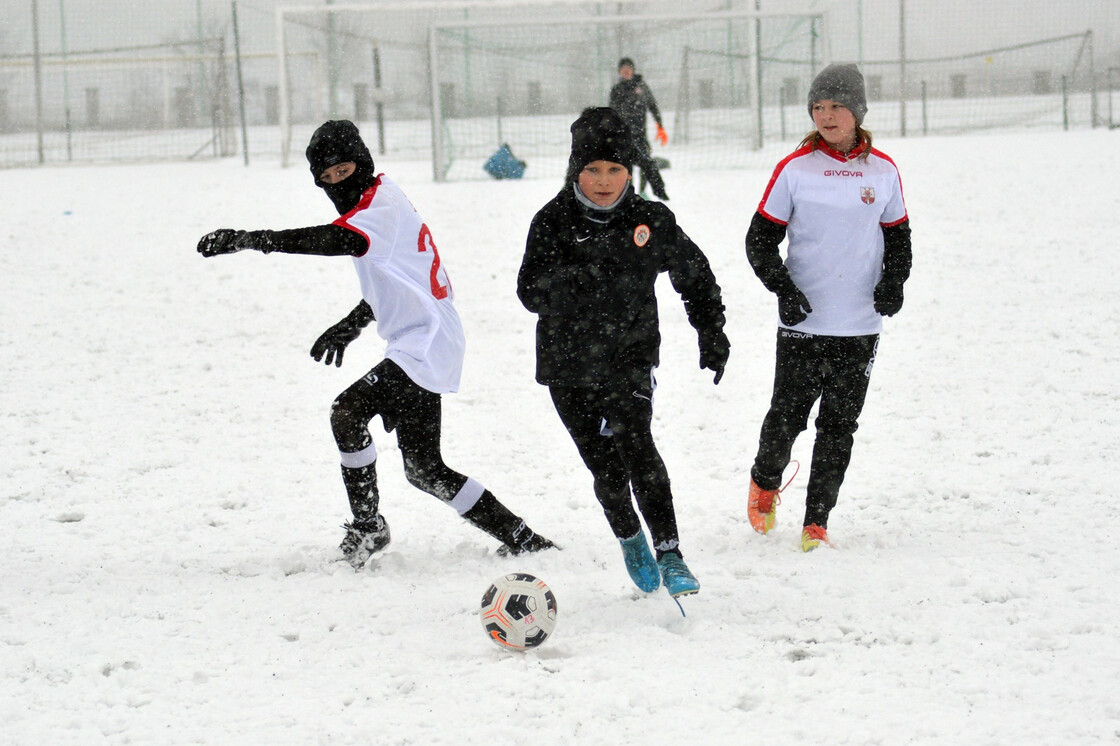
[310,302,375,367]
[698,329,731,385]
[873,280,904,317]
[310,319,362,367]
[778,287,812,326]
[197,229,274,257]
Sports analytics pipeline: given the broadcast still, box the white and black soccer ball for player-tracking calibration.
[479,573,558,651]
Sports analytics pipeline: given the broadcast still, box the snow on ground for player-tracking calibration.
[2,127,1119,745]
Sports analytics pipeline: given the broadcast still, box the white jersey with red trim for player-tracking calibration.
[334,174,464,393]
[758,141,908,336]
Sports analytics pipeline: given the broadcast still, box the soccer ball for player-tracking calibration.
[479,573,558,651]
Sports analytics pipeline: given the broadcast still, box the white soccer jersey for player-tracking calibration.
[334,174,464,393]
[758,141,908,336]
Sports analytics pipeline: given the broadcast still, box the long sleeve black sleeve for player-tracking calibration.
[256,224,367,257]
[745,211,797,296]
[881,220,912,286]
[666,224,726,335]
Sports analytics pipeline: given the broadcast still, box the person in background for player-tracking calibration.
[609,57,670,201]
[518,107,729,598]
[744,64,912,552]
[196,120,555,568]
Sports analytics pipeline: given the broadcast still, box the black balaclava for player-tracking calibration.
[564,107,636,186]
[306,120,377,215]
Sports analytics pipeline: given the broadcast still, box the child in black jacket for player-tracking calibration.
[517,107,729,598]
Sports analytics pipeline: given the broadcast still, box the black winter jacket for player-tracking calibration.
[608,74,663,137]
[518,186,725,387]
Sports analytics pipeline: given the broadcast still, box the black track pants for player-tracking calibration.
[330,359,467,503]
[751,329,879,528]
[329,360,534,547]
[549,379,680,556]
[633,136,667,199]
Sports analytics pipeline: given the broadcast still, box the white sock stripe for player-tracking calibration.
[339,443,378,469]
[450,477,485,515]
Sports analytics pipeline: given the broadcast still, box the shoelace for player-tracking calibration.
[803,524,829,542]
[659,556,691,579]
[779,460,801,493]
[757,460,800,512]
[757,490,781,514]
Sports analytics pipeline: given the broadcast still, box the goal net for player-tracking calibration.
[429,10,824,181]
[274,3,1097,181]
[860,30,1097,136]
[274,3,823,181]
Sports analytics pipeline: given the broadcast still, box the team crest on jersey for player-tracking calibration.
[633,224,651,247]
[860,186,876,205]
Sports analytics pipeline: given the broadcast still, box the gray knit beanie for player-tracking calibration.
[807,63,868,124]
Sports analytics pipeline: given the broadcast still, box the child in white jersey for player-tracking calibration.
[196,120,554,567]
[744,64,912,551]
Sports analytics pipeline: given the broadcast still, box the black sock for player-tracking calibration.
[462,490,526,547]
[341,462,380,524]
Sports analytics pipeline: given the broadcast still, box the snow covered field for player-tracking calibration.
[2,127,1119,744]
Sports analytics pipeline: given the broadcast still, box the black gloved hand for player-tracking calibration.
[778,287,812,326]
[310,319,363,367]
[698,329,731,385]
[873,280,904,317]
[310,302,375,367]
[197,229,274,257]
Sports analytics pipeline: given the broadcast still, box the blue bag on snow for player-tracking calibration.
[483,143,527,180]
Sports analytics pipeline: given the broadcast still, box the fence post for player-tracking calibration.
[779,83,787,140]
[428,26,446,182]
[753,0,763,149]
[232,1,250,165]
[59,0,73,161]
[1088,30,1098,128]
[373,45,385,155]
[496,95,503,147]
[1062,75,1069,131]
[31,0,45,164]
[899,0,907,137]
[921,80,927,136]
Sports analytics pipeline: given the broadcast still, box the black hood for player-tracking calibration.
[306,120,377,214]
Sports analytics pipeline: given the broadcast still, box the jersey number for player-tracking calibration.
[417,224,449,299]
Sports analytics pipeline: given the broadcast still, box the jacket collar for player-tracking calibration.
[816,137,868,162]
[572,182,633,223]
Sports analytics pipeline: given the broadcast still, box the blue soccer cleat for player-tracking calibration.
[620,531,661,592]
[657,552,700,598]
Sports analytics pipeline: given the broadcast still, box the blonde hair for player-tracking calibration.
[798,125,873,160]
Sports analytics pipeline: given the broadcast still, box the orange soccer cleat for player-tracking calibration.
[748,479,781,535]
[800,524,830,553]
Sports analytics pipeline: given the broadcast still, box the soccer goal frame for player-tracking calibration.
[427,8,825,181]
[274,0,641,167]
[274,2,825,178]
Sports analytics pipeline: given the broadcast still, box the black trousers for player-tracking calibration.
[549,376,681,556]
[331,359,468,504]
[751,329,879,528]
[632,136,667,199]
